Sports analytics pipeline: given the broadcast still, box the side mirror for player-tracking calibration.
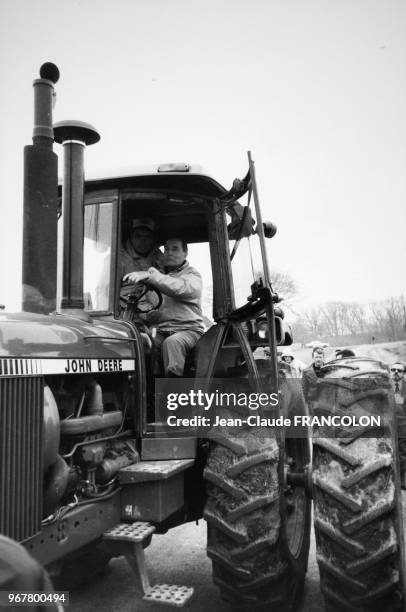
[263,221,277,238]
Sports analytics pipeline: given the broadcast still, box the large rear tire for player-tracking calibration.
[312,357,406,612]
[204,376,311,610]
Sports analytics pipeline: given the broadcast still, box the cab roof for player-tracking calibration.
[78,164,230,245]
[83,164,227,200]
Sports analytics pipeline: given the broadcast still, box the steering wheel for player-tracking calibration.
[120,281,163,315]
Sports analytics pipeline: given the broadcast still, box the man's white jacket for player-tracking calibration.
[148,262,205,334]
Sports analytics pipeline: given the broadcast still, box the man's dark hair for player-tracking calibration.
[166,237,188,253]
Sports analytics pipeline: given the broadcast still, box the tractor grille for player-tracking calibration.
[0,376,43,541]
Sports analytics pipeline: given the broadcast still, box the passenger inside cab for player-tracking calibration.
[119,217,164,325]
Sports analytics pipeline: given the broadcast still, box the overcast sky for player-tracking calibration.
[0,0,405,311]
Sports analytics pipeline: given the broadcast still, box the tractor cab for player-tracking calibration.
[80,161,291,434]
[81,164,223,319]
[82,163,289,367]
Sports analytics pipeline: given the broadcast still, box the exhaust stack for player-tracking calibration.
[22,63,60,313]
[53,120,100,317]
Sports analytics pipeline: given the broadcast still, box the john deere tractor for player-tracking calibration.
[0,63,404,611]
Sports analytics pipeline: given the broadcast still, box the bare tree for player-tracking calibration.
[294,295,406,344]
[270,270,298,303]
[321,302,342,337]
[348,302,366,334]
[401,296,406,332]
[369,301,386,335]
[383,297,404,340]
[302,306,324,338]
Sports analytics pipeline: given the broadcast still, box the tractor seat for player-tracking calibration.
[183,324,225,377]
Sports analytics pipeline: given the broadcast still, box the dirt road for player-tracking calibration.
[69,521,323,611]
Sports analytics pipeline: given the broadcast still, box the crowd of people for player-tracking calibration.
[281,344,406,401]
[281,344,406,408]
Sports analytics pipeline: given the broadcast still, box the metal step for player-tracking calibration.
[103,521,155,543]
[118,459,194,483]
[118,460,194,523]
[103,522,194,607]
[143,583,194,607]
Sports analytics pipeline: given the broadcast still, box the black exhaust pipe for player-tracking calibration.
[53,120,100,317]
[22,63,60,313]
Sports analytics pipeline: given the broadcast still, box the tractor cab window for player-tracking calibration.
[186,242,213,325]
[83,200,115,312]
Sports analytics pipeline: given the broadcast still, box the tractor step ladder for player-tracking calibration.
[103,522,194,607]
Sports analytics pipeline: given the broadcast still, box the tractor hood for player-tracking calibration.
[0,312,135,360]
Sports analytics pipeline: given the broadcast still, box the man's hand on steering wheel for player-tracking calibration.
[123,270,150,284]
[121,268,163,314]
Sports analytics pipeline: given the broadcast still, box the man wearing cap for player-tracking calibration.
[124,238,204,376]
[121,217,164,276]
[120,218,164,319]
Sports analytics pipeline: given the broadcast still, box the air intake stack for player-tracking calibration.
[53,120,100,317]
